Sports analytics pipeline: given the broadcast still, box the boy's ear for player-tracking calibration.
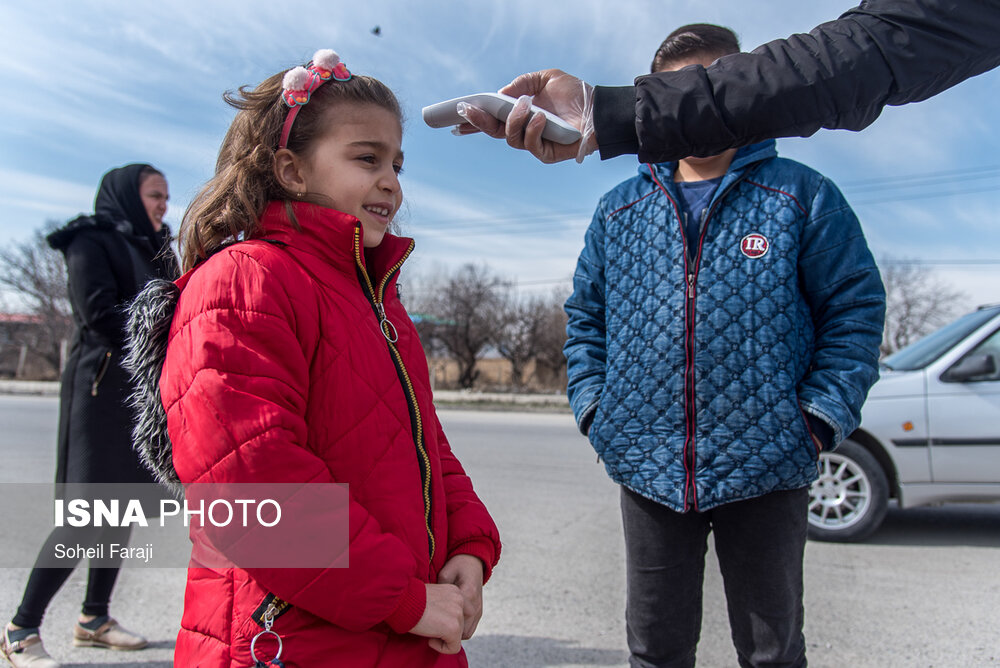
[274,148,308,194]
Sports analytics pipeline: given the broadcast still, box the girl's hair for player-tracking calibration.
[179,67,402,271]
[650,23,740,73]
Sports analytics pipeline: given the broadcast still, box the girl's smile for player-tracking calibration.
[296,103,404,248]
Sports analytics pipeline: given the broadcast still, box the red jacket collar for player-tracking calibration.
[259,200,414,280]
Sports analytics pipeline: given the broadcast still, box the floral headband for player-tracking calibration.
[278,49,352,149]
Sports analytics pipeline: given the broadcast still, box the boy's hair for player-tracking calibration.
[650,23,740,73]
[179,66,402,271]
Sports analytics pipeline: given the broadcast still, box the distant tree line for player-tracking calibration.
[403,263,569,392]
[0,225,976,384]
[0,222,72,379]
[878,257,967,356]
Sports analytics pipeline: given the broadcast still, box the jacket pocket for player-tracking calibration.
[588,394,610,458]
[90,350,113,397]
[798,403,823,457]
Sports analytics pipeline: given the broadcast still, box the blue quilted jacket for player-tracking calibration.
[564,140,885,511]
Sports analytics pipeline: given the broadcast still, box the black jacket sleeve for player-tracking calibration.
[65,233,129,346]
[594,0,1000,162]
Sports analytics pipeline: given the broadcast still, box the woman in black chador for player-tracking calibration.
[2,164,179,668]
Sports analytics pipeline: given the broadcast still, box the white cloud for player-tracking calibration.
[935,267,1000,309]
[1,0,997,295]
[399,175,588,285]
[408,224,583,289]
[0,169,95,219]
[403,180,497,224]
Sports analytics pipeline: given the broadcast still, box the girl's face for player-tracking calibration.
[139,173,169,232]
[300,103,403,248]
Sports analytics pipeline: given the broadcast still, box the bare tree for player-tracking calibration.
[419,264,507,389]
[0,222,73,374]
[535,291,570,386]
[400,263,451,360]
[494,295,543,390]
[491,288,570,390]
[880,258,967,355]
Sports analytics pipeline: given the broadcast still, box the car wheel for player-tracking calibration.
[807,439,888,542]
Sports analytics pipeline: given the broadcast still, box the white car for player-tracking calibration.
[808,304,1000,541]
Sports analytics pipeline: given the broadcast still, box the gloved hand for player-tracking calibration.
[455,69,597,164]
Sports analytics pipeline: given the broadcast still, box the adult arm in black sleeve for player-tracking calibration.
[596,0,1000,162]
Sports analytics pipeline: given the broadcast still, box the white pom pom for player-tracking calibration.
[282,66,311,91]
[312,49,340,69]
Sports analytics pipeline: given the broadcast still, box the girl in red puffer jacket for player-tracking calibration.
[125,49,500,668]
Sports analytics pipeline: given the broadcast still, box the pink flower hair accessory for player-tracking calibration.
[279,49,353,148]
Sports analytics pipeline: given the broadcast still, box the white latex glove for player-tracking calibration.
[455,69,597,164]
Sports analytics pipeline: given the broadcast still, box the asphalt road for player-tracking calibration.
[1,395,998,667]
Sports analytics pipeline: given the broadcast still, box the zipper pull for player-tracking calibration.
[687,273,696,298]
[261,605,276,632]
[375,303,399,343]
[91,351,112,396]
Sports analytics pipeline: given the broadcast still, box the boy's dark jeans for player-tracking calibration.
[620,486,808,668]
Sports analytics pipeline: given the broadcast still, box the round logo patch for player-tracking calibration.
[740,233,769,259]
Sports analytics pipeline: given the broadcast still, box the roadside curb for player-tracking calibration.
[0,380,59,396]
[0,381,571,410]
[432,389,569,410]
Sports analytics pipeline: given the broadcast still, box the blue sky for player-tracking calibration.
[2,0,998,310]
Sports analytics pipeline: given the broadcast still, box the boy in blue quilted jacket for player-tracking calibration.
[563,24,885,668]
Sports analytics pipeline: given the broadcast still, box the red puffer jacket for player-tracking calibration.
[158,201,501,667]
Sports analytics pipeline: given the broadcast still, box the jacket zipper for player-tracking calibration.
[683,183,748,510]
[353,228,436,561]
[91,350,113,396]
[650,165,748,511]
[681,208,699,510]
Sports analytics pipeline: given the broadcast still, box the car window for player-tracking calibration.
[946,327,1000,382]
[882,308,1000,371]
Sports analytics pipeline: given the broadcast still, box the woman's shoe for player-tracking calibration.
[71,617,147,651]
[1,627,60,668]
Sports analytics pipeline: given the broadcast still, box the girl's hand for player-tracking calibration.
[410,583,465,654]
[437,554,485,639]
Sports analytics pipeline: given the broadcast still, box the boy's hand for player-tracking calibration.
[437,554,485,639]
[410,583,465,654]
